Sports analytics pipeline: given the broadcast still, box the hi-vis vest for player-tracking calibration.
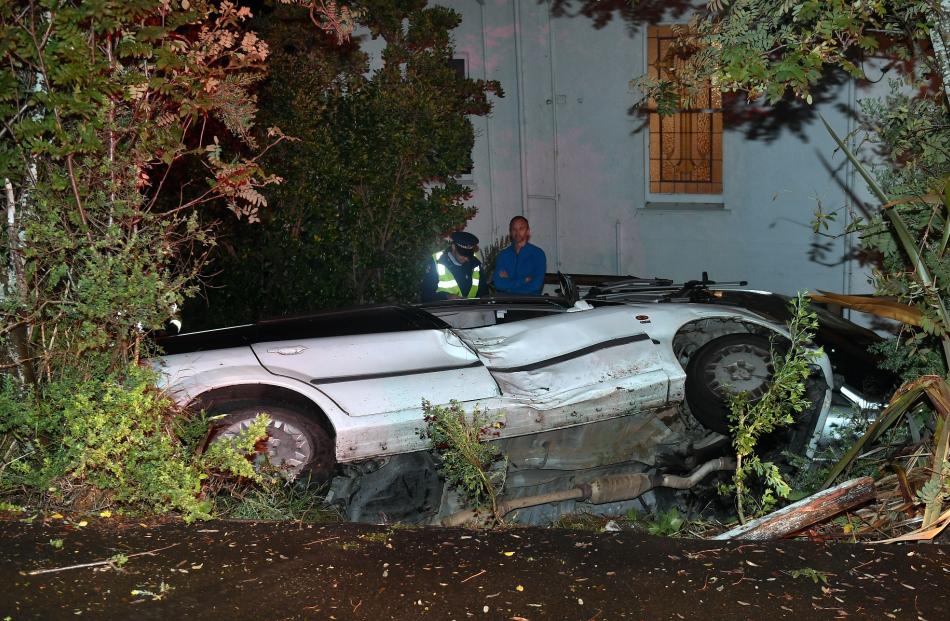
[432,251,480,298]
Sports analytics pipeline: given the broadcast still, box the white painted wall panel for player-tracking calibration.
[435,1,882,300]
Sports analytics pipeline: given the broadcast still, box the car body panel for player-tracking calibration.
[252,329,499,417]
[157,297,836,465]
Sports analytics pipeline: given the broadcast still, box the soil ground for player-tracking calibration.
[1,517,948,620]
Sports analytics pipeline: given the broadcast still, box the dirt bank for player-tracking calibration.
[1,517,947,620]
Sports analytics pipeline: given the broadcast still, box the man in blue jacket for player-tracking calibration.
[493,216,546,295]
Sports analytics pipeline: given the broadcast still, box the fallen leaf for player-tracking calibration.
[515,585,524,592]
[51,513,64,519]
[99,510,112,518]
[76,520,88,527]
[503,551,515,557]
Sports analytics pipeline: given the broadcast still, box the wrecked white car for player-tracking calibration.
[157,287,841,523]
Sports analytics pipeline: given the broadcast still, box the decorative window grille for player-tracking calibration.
[647,26,723,195]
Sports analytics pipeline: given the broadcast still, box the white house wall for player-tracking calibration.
[437,0,884,298]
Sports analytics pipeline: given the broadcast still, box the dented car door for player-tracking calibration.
[455,305,672,437]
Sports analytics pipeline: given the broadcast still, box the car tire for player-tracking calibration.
[684,333,780,435]
[208,403,335,481]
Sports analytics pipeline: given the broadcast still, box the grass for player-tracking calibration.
[216,476,341,523]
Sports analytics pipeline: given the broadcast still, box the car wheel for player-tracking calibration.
[208,403,335,481]
[684,333,779,435]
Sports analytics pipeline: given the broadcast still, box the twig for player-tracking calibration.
[460,568,486,583]
[302,536,339,546]
[25,543,179,576]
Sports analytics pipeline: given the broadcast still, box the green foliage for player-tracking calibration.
[1,1,280,378]
[626,507,687,537]
[186,1,502,328]
[423,399,506,519]
[857,82,950,380]
[0,0,352,519]
[0,366,269,522]
[916,472,946,505]
[636,1,938,106]
[787,567,830,585]
[721,293,820,522]
[215,475,342,522]
[110,553,129,568]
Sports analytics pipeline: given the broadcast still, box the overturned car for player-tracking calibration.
[157,275,885,524]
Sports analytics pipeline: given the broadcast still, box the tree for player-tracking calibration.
[0,0,284,383]
[0,0,350,517]
[634,1,950,380]
[186,0,501,328]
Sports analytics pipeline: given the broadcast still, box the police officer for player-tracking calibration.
[422,231,487,301]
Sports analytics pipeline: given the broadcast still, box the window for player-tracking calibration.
[448,57,466,80]
[647,26,722,195]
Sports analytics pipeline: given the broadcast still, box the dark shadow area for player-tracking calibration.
[720,70,854,143]
[794,150,885,270]
[817,151,877,223]
[548,1,885,145]
[626,68,861,143]
[549,0,692,34]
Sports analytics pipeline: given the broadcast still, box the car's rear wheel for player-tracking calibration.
[685,333,778,434]
[208,403,335,481]
[684,333,824,453]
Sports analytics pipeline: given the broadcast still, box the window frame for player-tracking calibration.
[641,24,726,208]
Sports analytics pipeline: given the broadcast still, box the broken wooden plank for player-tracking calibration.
[713,477,876,541]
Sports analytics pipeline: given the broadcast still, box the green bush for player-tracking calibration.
[423,399,506,519]
[0,367,268,522]
[0,1,350,519]
[722,293,820,523]
[186,1,502,329]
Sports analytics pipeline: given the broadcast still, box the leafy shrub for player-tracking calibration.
[858,83,950,381]
[721,293,820,522]
[185,1,502,329]
[216,475,342,522]
[423,399,506,519]
[0,2,360,519]
[627,507,686,537]
[0,367,268,522]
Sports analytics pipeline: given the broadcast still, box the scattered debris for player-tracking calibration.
[24,543,179,576]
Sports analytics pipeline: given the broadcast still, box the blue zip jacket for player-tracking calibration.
[493,242,546,295]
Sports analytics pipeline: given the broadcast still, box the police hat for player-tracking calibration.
[450,231,479,253]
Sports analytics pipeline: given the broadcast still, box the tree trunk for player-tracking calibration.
[930,0,950,103]
[713,477,876,541]
[4,178,36,389]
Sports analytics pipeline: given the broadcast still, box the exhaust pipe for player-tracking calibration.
[441,457,736,526]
